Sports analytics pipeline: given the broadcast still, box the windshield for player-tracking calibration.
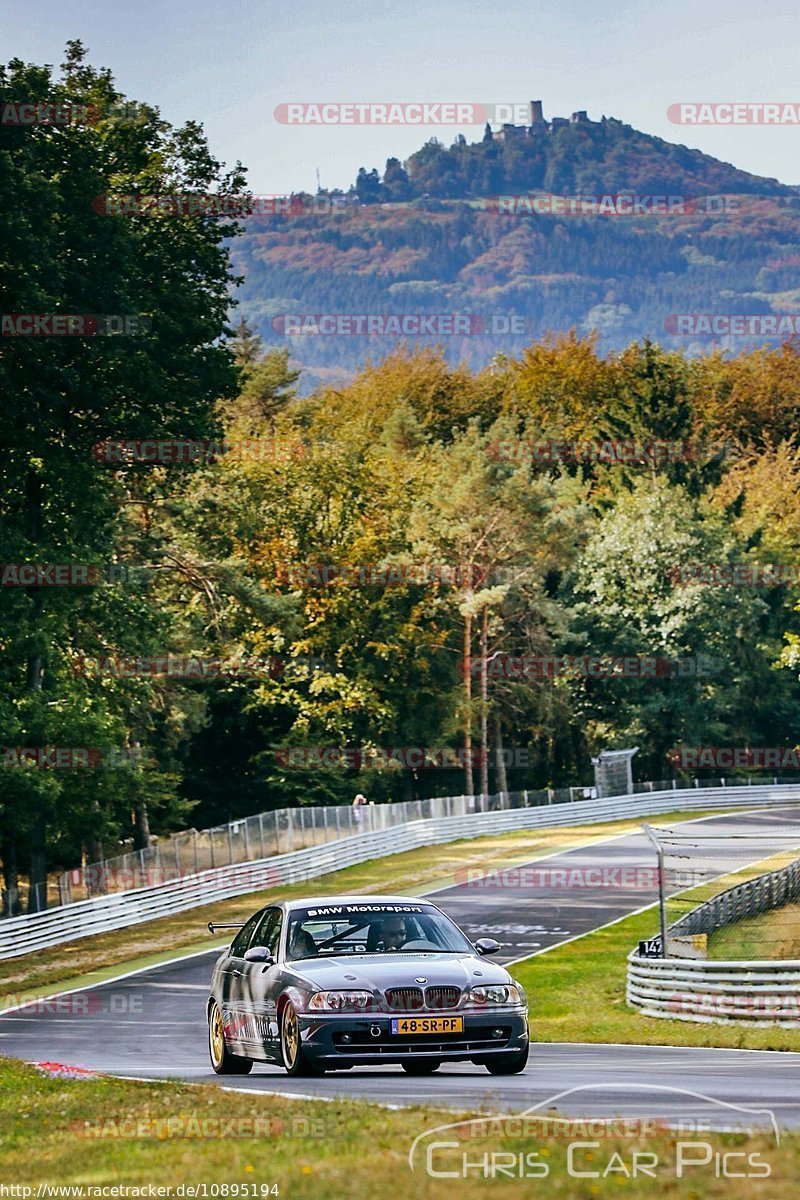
[285,903,475,960]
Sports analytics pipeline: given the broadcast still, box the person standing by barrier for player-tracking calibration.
[352,792,367,827]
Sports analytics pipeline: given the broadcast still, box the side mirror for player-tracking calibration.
[244,946,274,965]
[474,938,501,956]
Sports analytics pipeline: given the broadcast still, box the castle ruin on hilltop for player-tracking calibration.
[493,100,591,141]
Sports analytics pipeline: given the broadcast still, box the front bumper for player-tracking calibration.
[296,1008,529,1066]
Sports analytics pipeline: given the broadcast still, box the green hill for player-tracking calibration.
[231,112,800,390]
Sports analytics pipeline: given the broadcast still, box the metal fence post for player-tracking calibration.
[642,824,668,959]
[258,813,265,858]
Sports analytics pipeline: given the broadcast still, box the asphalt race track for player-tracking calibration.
[3,805,800,1129]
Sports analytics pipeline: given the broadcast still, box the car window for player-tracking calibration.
[285,904,474,959]
[230,912,262,957]
[250,907,283,956]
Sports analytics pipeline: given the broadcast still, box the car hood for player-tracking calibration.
[285,952,513,992]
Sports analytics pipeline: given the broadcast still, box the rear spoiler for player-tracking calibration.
[207,921,246,934]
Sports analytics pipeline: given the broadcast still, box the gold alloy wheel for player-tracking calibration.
[209,1002,225,1066]
[282,1003,299,1068]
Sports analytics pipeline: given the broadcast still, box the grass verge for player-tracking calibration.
[0,1057,795,1197]
[709,901,800,961]
[512,903,800,1050]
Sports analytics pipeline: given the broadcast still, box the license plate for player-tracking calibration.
[391,1016,463,1035]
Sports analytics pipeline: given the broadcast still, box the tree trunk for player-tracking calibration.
[86,798,106,895]
[463,611,474,796]
[87,835,104,865]
[479,605,489,799]
[1,830,20,917]
[133,801,151,851]
[25,467,48,913]
[494,714,509,802]
[27,814,47,913]
[130,739,151,852]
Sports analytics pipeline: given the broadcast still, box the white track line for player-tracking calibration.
[0,943,226,1018]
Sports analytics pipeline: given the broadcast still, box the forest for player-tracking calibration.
[3,46,800,912]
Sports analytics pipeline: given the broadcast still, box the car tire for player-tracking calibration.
[208,1000,253,1075]
[401,1060,441,1075]
[280,1000,323,1077]
[484,1044,529,1075]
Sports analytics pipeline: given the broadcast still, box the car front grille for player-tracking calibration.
[425,986,461,1010]
[385,987,425,1012]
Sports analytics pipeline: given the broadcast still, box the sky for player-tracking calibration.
[2,0,800,194]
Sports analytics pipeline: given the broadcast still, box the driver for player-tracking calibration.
[379,915,408,951]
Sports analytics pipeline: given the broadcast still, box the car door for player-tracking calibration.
[221,912,263,1051]
[236,906,284,1059]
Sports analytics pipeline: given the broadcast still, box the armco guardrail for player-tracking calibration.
[628,846,800,1026]
[670,856,800,938]
[3,781,800,960]
[56,784,602,906]
[54,772,800,907]
[627,955,800,1026]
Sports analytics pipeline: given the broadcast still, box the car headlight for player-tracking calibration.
[466,984,523,1006]
[308,990,373,1012]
